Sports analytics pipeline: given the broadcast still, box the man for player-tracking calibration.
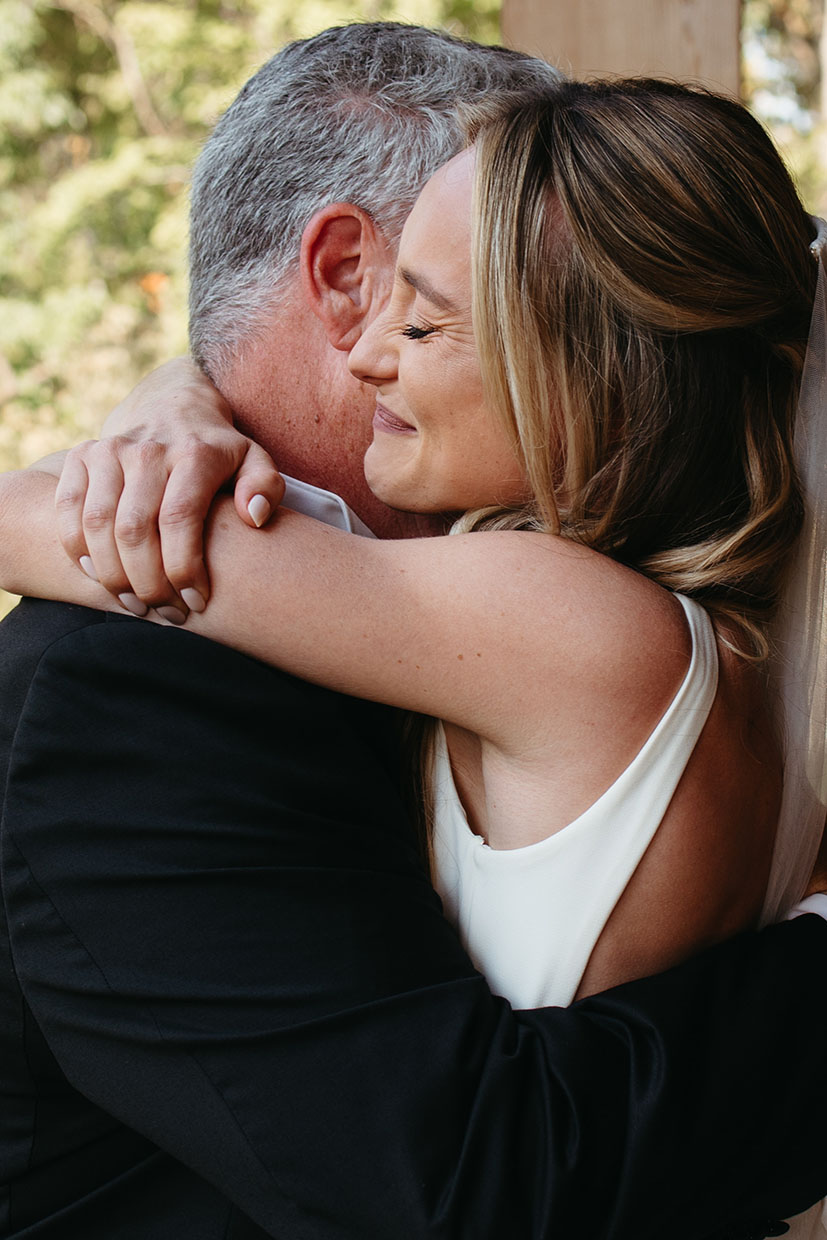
[2,23,827,1240]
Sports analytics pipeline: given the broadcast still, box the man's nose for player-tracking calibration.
[348,315,397,387]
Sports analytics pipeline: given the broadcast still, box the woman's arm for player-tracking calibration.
[175,492,779,992]
[0,466,661,751]
[99,357,233,439]
[154,495,604,744]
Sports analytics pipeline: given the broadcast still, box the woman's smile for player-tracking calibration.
[372,400,417,435]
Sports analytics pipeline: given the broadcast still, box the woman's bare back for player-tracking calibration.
[577,632,780,995]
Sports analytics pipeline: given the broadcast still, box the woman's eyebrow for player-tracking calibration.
[398,265,459,313]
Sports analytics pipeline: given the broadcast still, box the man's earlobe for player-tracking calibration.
[300,204,390,352]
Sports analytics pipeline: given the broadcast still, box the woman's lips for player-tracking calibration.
[373,401,417,435]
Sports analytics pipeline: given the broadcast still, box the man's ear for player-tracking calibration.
[300,203,392,352]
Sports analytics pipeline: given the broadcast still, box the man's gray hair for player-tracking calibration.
[189,22,560,378]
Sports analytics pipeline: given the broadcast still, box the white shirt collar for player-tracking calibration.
[280,475,375,538]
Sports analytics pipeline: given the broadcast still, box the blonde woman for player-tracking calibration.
[0,79,821,1009]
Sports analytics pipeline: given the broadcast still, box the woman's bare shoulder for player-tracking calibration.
[450,529,691,665]
[483,530,693,712]
[451,532,698,835]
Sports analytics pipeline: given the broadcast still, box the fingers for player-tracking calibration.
[83,446,136,597]
[153,449,240,609]
[152,441,281,608]
[96,437,247,614]
[54,444,95,566]
[56,440,142,599]
[232,443,286,529]
[52,428,282,624]
[113,443,182,615]
[55,439,185,621]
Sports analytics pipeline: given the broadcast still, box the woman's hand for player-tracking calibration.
[53,359,284,619]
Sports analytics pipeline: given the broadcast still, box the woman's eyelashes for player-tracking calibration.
[401,322,438,341]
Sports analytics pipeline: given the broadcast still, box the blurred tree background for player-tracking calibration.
[743,0,827,208]
[0,0,824,616]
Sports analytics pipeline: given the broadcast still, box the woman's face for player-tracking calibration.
[348,148,530,515]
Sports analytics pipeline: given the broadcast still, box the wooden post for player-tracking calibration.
[501,0,742,97]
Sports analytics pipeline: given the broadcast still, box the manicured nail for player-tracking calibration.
[118,592,149,617]
[248,494,271,528]
[181,587,206,613]
[156,606,187,626]
[80,555,99,581]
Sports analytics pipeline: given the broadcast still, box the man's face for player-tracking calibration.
[220,317,379,490]
[215,249,437,537]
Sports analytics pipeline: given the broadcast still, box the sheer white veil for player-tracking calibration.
[761,218,827,924]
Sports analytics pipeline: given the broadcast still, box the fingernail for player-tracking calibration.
[118,592,149,617]
[248,494,271,528]
[156,606,187,626]
[181,587,206,613]
[80,555,99,581]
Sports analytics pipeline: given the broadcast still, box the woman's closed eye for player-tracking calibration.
[401,322,438,341]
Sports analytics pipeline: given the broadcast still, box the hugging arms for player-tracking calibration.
[3,74,827,1240]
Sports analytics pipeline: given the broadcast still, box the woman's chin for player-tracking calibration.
[363,443,464,515]
[365,475,430,513]
[364,449,420,512]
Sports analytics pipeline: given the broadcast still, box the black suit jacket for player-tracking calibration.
[2,597,827,1239]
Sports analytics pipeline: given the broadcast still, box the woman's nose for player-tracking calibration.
[348,312,397,387]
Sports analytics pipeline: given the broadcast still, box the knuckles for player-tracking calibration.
[55,488,86,512]
[158,499,200,530]
[126,439,166,470]
[64,438,99,461]
[83,503,118,533]
[114,508,154,546]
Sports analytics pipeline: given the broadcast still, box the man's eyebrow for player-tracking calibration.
[398,266,459,313]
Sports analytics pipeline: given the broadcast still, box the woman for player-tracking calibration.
[0,79,822,1007]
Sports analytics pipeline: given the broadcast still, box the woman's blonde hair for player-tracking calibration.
[460,79,818,658]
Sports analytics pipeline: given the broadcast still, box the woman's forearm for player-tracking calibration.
[0,463,591,754]
[178,499,575,749]
[100,358,233,438]
[0,464,532,736]
[0,470,105,610]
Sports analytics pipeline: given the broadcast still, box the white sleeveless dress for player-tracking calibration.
[432,594,718,1009]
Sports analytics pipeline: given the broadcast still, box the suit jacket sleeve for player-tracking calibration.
[4,600,827,1240]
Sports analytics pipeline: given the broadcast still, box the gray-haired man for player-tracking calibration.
[2,24,827,1240]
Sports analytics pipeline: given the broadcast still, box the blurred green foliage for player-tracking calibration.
[0,0,822,617]
[742,0,827,215]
